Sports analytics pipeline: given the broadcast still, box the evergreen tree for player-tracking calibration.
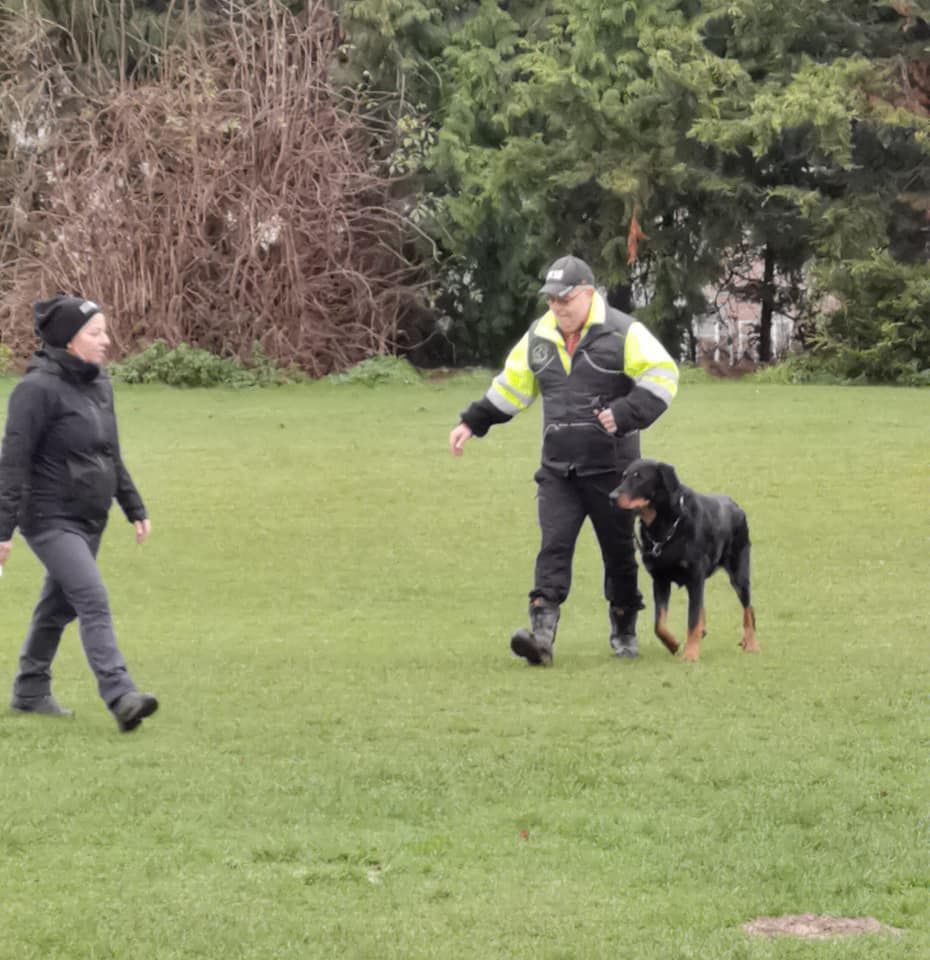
[340,0,930,377]
[690,0,930,362]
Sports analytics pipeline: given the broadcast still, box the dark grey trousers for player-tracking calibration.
[13,528,136,707]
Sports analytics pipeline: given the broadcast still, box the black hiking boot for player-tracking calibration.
[608,605,639,658]
[510,599,560,666]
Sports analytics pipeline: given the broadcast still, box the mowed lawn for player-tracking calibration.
[0,373,926,960]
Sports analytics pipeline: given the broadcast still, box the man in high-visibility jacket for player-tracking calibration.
[448,255,679,665]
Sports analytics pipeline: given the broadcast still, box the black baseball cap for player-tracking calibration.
[539,255,595,297]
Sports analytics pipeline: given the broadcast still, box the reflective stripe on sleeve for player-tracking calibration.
[624,321,679,404]
[636,370,677,405]
[487,374,535,414]
[485,333,538,414]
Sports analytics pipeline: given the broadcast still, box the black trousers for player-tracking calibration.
[530,465,642,611]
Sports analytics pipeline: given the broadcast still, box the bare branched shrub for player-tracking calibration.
[0,0,418,375]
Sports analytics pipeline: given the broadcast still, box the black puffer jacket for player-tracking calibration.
[0,348,146,539]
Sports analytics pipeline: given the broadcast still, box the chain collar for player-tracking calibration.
[635,494,685,558]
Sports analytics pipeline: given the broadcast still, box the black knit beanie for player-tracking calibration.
[33,295,101,348]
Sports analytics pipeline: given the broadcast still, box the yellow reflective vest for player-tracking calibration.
[462,292,679,475]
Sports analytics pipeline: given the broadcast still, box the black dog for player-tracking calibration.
[609,459,759,662]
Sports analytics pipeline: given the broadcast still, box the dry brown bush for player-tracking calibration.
[0,0,419,375]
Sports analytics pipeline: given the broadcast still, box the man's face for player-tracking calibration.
[547,286,594,335]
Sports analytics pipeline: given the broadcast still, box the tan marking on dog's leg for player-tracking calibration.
[682,610,705,662]
[740,606,760,652]
[655,609,679,655]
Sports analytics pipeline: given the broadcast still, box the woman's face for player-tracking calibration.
[67,313,110,365]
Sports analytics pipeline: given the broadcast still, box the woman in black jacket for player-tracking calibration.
[0,295,158,732]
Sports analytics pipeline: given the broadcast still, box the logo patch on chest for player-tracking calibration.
[531,342,552,366]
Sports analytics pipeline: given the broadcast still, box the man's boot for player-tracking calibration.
[510,598,560,666]
[609,605,639,658]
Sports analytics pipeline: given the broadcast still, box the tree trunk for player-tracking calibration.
[758,244,775,362]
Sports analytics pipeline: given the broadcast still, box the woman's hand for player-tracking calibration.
[0,540,11,567]
[134,519,151,545]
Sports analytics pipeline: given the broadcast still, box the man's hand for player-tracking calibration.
[596,407,618,434]
[134,519,151,545]
[0,539,11,568]
[449,423,473,457]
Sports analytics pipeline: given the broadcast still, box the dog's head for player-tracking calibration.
[609,458,680,512]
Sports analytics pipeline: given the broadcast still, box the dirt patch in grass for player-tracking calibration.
[744,915,903,939]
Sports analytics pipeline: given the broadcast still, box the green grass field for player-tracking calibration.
[0,375,927,960]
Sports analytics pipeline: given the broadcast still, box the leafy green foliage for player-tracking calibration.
[343,0,930,378]
[748,355,849,386]
[327,354,422,385]
[807,251,930,385]
[386,111,438,176]
[110,341,304,388]
[0,343,14,375]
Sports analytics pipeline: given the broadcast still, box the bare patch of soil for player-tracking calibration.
[744,914,903,939]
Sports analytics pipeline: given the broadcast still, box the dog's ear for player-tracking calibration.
[658,463,679,498]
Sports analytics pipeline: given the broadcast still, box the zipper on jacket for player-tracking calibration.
[84,395,106,448]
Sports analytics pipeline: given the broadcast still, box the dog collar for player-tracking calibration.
[637,494,685,558]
